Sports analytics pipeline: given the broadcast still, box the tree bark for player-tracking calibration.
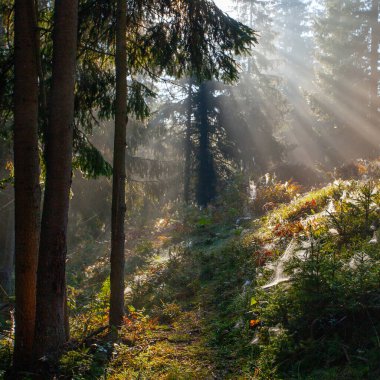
[13,0,41,371]
[109,0,127,329]
[196,82,216,207]
[0,199,14,303]
[33,0,78,363]
[370,0,379,125]
[184,78,193,204]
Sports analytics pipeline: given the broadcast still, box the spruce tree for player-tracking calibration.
[106,0,257,325]
[196,82,217,206]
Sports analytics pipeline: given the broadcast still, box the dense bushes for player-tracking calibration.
[239,180,380,379]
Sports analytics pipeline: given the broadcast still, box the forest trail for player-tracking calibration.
[99,221,229,379]
[106,307,216,379]
[100,212,253,380]
[4,177,380,379]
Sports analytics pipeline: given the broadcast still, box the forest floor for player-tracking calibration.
[3,170,380,379]
[100,175,380,380]
[103,308,216,379]
[100,229,241,379]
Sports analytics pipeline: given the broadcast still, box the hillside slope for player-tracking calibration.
[2,178,380,379]
[103,178,380,379]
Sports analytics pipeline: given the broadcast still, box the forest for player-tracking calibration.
[1,0,380,379]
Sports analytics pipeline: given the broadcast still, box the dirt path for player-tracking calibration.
[106,309,217,379]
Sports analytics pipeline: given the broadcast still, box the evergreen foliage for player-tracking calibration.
[3,0,380,378]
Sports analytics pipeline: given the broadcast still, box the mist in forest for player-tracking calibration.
[2,1,380,376]
[2,0,377,260]
[1,0,379,275]
[214,0,380,169]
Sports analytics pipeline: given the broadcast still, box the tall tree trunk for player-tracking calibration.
[109,0,127,329]
[370,0,379,126]
[35,2,48,142]
[196,82,216,207]
[13,0,41,371]
[184,78,193,204]
[34,0,78,363]
[0,199,14,345]
[0,199,14,303]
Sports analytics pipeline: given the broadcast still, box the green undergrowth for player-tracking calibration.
[59,178,380,379]
[3,177,380,379]
[60,307,214,380]
[216,180,380,379]
[249,181,380,379]
[110,178,380,379]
